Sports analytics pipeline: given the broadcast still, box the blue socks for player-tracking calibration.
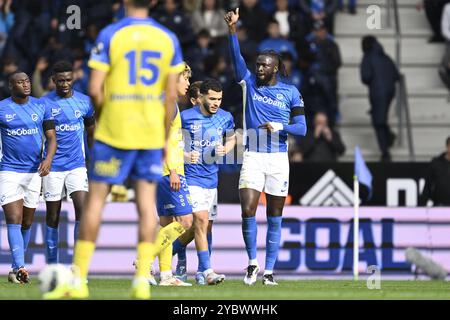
[207,232,212,256]
[265,216,282,272]
[22,228,31,254]
[74,221,80,243]
[46,225,59,264]
[197,250,210,273]
[7,224,24,270]
[173,239,186,260]
[242,217,257,260]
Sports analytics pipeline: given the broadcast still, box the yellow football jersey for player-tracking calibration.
[163,105,184,176]
[88,17,184,150]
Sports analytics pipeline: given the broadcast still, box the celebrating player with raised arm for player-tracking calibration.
[45,0,185,300]
[0,72,57,284]
[225,8,307,285]
[41,61,95,265]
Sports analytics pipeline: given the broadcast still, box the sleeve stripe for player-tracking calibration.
[169,63,185,74]
[88,60,110,72]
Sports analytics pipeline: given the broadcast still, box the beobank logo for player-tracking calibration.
[7,127,39,136]
[252,93,287,110]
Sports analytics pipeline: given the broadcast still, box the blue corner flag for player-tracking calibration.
[354,146,373,200]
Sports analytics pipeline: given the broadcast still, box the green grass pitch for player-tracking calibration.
[1,279,450,300]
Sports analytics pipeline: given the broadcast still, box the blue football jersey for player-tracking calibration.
[42,90,95,171]
[230,34,305,153]
[181,106,234,189]
[0,97,53,173]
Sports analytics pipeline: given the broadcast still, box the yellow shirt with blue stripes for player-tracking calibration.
[88,16,185,150]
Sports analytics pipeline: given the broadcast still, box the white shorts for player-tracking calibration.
[0,171,42,208]
[239,151,290,197]
[188,186,218,221]
[42,167,89,201]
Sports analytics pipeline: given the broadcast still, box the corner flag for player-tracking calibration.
[353,146,373,281]
[354,146,373,200]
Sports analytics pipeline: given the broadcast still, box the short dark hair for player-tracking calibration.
[52,60,73,74]
[188,81,202,100]
[446,136,450,146]
[200,79,222,95]
[8,71,27,83]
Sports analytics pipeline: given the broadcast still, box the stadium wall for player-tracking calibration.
[1,203,449,279]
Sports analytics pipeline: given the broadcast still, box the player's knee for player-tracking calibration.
[45,213,59,228]
[178,215,193,230]
[194,215,209,231]
[241,205,257,218]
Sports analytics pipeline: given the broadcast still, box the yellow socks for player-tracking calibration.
[158,243,173,273]
[136,242,157,278]
[152,222,185,261]
[73,240,95,280]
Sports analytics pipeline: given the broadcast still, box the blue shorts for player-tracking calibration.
[157,174,193,217]
[89,140,163,184]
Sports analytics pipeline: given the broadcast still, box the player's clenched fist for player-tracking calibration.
[224,7,239,26]
[215,144,226,157]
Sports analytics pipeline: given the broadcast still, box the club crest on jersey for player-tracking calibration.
[216,127,223,136]
[52,108,61,117]
[92,42,104,55]
[5,113,16,122]
[190,124,201,134]
[74,110,82,118]
[276,94,283,100]
[31,114,38,121]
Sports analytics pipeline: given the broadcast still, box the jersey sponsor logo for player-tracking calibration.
[74,110,82,118]
[31,114,38,122]
[5,114,16,122]
[56,123,81,132]
[300,170,353,206]
[252,93,288,110]
[6,127,39,136]
[190,140,220,148]
[52,108,61,117]
[94,157,122,177]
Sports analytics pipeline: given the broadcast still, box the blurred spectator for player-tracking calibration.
[297,112,345,162]
[236,24,258,69]
[301,20,341,126]
[439,3,450,90]
[183,0,201,13]
[360,35,399,162]
[153,0,195,47]
[338,0,357,14]
[32,57,54,97]
[299,0,339,35]
[273,0,307,41]
[191,0,228,39]
[281,51,303,91]
[288,136,303,162]
[419,136,450,206]
[416,0,450,43]
[239,0,269,43]
[0,55,17,99]
[258,19,298,61]
[84,23,100,55]
[185,29,215,78]
[0,0,13,56]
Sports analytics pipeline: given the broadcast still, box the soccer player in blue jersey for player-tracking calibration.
[177,79,236,285]
[225,8,307,285]
[0,71,57,284]
[41,61,95,264]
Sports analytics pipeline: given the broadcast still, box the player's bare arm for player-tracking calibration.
[88,69,107,115]
[39,128,57,177]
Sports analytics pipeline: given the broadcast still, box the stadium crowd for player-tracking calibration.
[0,0,351,163]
